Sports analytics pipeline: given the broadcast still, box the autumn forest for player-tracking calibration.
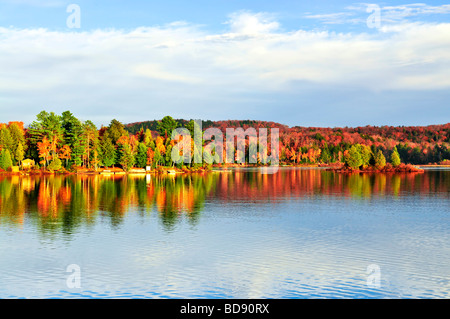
[0,110,449,173]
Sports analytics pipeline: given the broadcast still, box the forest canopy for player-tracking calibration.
[0,111,449,172]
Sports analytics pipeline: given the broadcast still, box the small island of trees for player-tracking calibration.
[329,144,423,173]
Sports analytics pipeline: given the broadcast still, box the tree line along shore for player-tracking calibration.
[1,111,449,175]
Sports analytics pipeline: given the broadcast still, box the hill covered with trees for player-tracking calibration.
[0,111,448,174]
[126,119,450,166]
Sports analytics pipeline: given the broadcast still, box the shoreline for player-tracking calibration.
[0,166,211,176]
[418,164,450,167]
[0,163,322,176]
[2,163,449,177]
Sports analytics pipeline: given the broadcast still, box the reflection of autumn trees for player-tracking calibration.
[149,174,217,230]
[0,170,448,235]
[213,169,450,201]
[0,173,218,234]
[0,176,27,225]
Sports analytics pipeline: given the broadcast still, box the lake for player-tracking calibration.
[0,167,448,298]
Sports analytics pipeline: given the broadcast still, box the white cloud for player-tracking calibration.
[306,3,450,26]
[225,11,280,35]
[0,11,449,126]
[381,3,450,18]
[304,12,358,25]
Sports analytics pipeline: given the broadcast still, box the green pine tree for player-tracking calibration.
[320,145,331,163]
[28,111,64,162]
[119,143,135,172]
[135,143,148,168]
[165,144,173,167]
[374,149,386,169]
[15,142,24,166]
[8,122,26,164]
[157,116,179,138]
[391,147,401,167]
[61,111,83,167]
[0,127,14,154]
[0,149,13,171]
[154,146,162,167]
[345,145,363,169]
[105,119,128,145]
[359,144,373,167]
[100,137,116,168]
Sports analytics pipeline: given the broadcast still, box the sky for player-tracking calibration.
[0,0,449,128]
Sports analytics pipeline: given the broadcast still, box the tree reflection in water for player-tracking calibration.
[0,168,447,236]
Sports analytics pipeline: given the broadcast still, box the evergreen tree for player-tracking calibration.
[391,147,401,167]
[154,146,162,167]
[61,111,84,167]
[0,127,13,155]
[157,116,179,138]
[28,111,64,161]
[374,149,386,169]
[359,144,373,167]
[320,145,331,163]
[105,119,128,145]
[135,142,148,168]
[185,119,202,138]
[0,149,13,171]
[119,143,134,171]
[165,144,173,167]
[345,145,363,169]
[81,120,98,168]
[71,141,85,167]
[15,143,24,166]
[8,123,26,164]
[99,137,116,168]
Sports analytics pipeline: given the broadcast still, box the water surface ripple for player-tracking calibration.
[0,167,448,298]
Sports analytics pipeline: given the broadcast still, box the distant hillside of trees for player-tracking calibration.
[125,119,264,134]
[126,119,450,165]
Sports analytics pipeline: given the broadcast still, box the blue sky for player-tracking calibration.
[0,1,449,127]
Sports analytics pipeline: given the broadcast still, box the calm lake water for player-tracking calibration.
[0,167,448,299]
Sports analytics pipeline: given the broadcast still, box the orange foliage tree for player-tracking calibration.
[37,136,51,168]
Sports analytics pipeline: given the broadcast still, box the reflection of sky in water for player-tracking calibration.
[0,168,448,298]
